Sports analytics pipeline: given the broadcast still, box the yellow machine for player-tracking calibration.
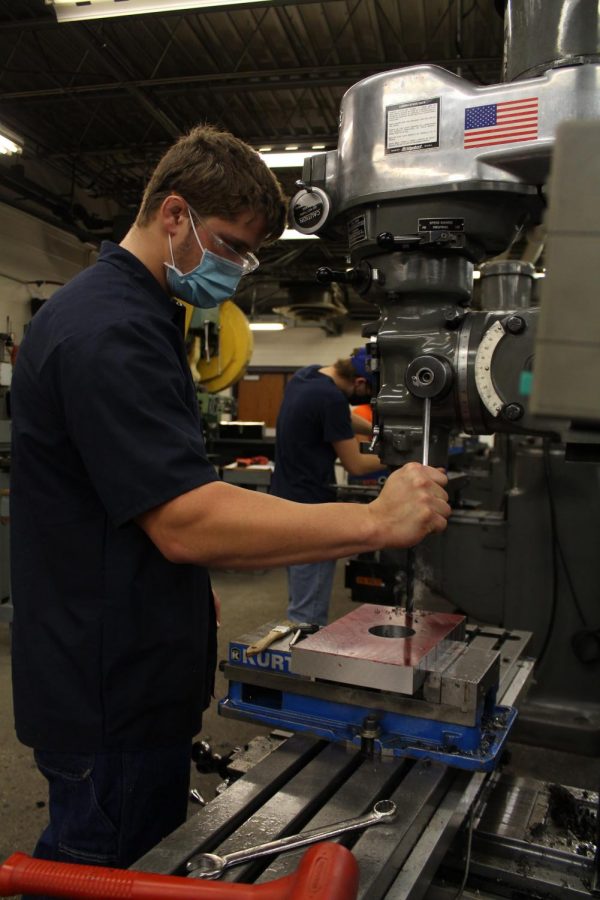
[181,300,254,438]
[183,299,254,393]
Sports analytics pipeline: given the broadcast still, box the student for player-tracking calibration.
[10,125,450,870]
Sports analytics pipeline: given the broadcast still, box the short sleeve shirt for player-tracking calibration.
[10,242,220,751]
[270,366,354,503]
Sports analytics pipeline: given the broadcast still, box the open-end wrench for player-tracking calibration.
[186,798,397,879]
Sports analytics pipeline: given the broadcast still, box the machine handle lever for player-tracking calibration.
[422,397,431,466]
[368,425,380,454]
[377,232,423,251]
[315,266,364,286]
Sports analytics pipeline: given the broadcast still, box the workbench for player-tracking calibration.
[222,462,272,492]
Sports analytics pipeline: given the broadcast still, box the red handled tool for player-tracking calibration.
[0,842,359,900]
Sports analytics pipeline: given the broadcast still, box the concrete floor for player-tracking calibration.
[1,562,599,876]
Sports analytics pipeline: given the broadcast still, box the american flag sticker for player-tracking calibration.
[463,97,539,149]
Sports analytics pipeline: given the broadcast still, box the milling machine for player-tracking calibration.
[287,0,600,754]
[130,2,600,897]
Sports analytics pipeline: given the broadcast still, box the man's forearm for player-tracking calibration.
[137,463,451,570]
[138,481,382,569]
[351,412,373,436]
[351,451,385,476]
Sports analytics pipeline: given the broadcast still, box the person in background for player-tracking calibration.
[269,347,388,626]
[10,125,450,874]
[351,397,388,488]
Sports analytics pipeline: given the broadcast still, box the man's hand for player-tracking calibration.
[367,462,450,548]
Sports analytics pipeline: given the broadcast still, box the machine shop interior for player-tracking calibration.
[1,1,600,898]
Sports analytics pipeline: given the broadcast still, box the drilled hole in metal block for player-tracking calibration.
[369,625,416,639]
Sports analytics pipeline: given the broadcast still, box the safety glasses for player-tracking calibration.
[188,204,260,275]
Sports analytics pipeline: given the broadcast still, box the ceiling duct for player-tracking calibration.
[274,284,347,335]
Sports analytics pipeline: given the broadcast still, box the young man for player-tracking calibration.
[10,125,450,872]
[269,348,388,625]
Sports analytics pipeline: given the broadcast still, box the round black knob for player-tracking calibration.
[502,402,524,421]
[405,355,454,399]
[444,308,467,330]
[316,266,335,285]
[505,315,526,335]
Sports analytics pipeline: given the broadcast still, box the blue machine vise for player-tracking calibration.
[219,607,528,772]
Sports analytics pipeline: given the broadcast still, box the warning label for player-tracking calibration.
[348,214,367,247]
[386,98,440,154]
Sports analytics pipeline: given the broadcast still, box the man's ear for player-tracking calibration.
[161,194,188,236]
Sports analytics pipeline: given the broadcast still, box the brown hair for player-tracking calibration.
[333,357,358,381]
[136,124,287,242]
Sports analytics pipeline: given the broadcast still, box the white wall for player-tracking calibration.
[0,203,95,343]
[249,321,368,368]
[0,202,369,372]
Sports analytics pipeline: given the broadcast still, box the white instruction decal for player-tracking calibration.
[386,98,440,153]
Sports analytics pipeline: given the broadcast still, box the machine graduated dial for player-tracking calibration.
[474,320,505,417]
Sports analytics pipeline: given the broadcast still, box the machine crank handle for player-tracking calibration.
[186,799,396,879]
[421,397,431,466]
[368,424,380,454]
[0,844,360,900]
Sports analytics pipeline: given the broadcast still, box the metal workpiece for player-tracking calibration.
[289,605,466,696]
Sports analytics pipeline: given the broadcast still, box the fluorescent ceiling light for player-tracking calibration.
[48,0,271,22]
[279,228,317,240]
[249,321,286,331]
[259,151,313,169]
[0,126,23,155]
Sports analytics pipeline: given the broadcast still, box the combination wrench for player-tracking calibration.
[186,798,397,879]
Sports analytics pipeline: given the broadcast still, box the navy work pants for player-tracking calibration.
[27,744,192,897]
[287,559,337,626]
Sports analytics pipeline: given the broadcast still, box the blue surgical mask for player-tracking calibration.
[165,213,245,309]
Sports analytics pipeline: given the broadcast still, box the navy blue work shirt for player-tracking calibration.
[10,242,220,751]
[270,365,354,504]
